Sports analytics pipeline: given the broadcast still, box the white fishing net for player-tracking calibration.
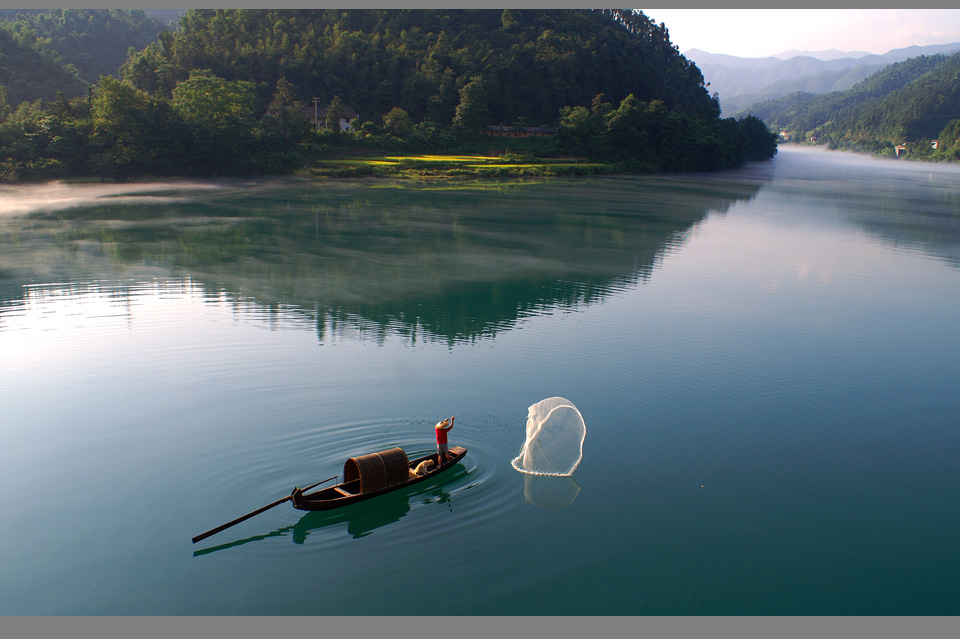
[511,397,585,476]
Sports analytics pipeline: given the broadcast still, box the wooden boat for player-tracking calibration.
[290,445,467,511]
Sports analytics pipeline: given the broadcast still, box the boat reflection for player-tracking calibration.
[193,464,469,556]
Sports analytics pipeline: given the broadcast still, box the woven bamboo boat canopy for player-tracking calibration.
[343,447,410,493]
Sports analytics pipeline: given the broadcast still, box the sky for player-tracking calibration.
[640,9,960,59]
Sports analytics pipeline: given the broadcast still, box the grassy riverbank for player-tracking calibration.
[300,153,612,180]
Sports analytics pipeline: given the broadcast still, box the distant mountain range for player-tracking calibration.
[772,48,871,61]
[744,51,960,161]
[685,42,960,115]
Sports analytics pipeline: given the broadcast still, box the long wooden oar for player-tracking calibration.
[192,475,337,544]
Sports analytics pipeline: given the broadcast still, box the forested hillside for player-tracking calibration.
[0,9,777,182]
[122,9,716,126]
[724,64,882,116]
[0,25,88,105]
[686,42,960,117]
[0,10,168,98]
[747,52,960,160]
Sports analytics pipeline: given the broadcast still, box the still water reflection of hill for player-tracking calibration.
[0,175,769,343]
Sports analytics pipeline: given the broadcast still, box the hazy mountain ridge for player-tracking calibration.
[745,52,960,160]
[773,48,871,60]
[721,64,884,115]
[685,42,960,115]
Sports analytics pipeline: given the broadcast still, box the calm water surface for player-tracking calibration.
[2,146,959,614]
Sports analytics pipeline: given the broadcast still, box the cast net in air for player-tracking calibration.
[511,397,585,477]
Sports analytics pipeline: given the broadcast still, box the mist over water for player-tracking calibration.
[0,180,232,217]
[1,172,761,344]
[2,147,959,614]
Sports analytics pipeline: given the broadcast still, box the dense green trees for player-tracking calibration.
[323,96,348,132]
[0,10,167,104]
[0,9,778,182]
[936,119,960,159]
[0,25,88,105]
[748,52,960,161]
[452,76,490,132]
[556,94,775,172]
[382,107,412,136]
[92,76,160,176]
[119,9,718,126]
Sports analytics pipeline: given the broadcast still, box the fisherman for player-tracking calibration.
[413,416,455,476]
[435,416,454,464]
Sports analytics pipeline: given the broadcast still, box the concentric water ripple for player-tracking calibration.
[188,412,523,559]
[6,152,960,614]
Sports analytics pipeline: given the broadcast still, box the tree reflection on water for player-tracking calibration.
[0,175,767,344]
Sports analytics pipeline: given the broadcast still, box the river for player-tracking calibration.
[2,146,959,614]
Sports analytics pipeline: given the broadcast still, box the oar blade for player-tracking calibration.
[191,475,337,544]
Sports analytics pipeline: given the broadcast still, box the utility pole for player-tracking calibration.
[313,97,320,131]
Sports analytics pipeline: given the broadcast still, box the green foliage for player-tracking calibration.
[382,107,412,136]
[452,75,490,133]
[558,105,596,149]
[0,99,45,181]
[0,25,87,105]
[324,95,347,132]
[556,94,775,172]
[265,77,312,143]
[0,85,12,122]
[937,119,960,155]
[121,9,717,127]
[92,76,184,178]
[0,9,167,105]
[750,52,960,162]
[0,9,777,181]
[171,70,259,127]
[171,70,280,175]
[737,115,779,162]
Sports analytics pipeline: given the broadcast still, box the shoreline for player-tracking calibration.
[299,152,620,180]
[777,141,960,164]
[0,153,686,187]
